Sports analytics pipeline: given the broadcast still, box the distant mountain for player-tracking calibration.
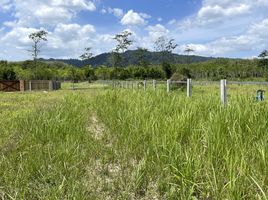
[40,50,214,67]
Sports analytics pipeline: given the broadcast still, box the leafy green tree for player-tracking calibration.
[154,36,177,78]
[83,65,96,82]
[111,30,133,68]
[135,47,149,67]
[28,30,48,79]
[258,50,268,71]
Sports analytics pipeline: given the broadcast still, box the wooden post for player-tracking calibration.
[144,80,147,90]
[19,80,25,92]
[167,79,171,93]
[29,81,32,91]
[153,80,156,90]
[220,79,227,105]
[187,78,192,97]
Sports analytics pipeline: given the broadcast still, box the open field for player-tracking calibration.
[1,83,268,199]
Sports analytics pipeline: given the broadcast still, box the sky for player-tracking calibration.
[0,0,268,61]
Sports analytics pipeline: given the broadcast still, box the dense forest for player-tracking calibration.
[0,56,267,81]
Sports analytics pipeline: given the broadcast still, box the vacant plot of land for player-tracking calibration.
[1,85,268,199]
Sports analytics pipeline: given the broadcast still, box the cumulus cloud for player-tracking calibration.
[0,23,113,60]
[121,10,147,26]
[197,4,250,25]
[8,0,96,26]
[177,18,268,57]
[147,24,169,40]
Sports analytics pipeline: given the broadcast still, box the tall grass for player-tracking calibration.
[0,93,99,199]
[94,89,268,199]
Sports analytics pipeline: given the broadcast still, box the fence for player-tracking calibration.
[21,80,61,91]
[0,80,61,92]
[107,79,193,97]
[103,79,268,105]
[220,80,268,105]
[0,80,20,92]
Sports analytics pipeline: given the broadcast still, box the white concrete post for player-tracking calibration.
[153,80,156,90]
[220,79,227,105]
[144,80,147,90]
[167,79,171,93]
[187,79,192,97]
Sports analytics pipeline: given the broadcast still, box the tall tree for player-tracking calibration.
[154,36,178,78]
[184,45,195,65]
[135,47,149,67]
[111,30,133,68]
[80,47,93,60]
[113,30,133,53]
[28,30,48,78]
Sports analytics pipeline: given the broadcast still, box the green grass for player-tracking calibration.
[94,88,268,199]
[1,84,268,199]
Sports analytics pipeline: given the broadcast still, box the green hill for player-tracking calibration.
[40,50,214,67]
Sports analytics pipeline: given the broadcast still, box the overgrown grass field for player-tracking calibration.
[1,84,268,199]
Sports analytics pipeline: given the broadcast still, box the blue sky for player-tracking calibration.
[0,0,268,60]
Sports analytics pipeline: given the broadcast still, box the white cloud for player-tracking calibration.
[50,0,96,11]
[101,7,124,18]
[0,23,109,60]
[177,18,268,57]
[139,13,151,19]
[8,0,96,27]
[0,0,12,12]
[197,4,250,25]
[121,10,147,26]
[34,6,72,25]
[147,24,169,40]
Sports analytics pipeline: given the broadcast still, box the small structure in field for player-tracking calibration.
[256,89,265,101]
[0,80,61,92]
[170,72,187,90]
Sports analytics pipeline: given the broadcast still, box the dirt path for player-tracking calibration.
[84,113,162,200]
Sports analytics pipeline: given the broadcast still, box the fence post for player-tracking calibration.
[187,78,192,97]
[19,80,25,92]
[29,81,32,91]
[144,80,147,90]
[220,79,227,105]
[153,80,156,90]
[167,79,171,93]
[49,80,53,91]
